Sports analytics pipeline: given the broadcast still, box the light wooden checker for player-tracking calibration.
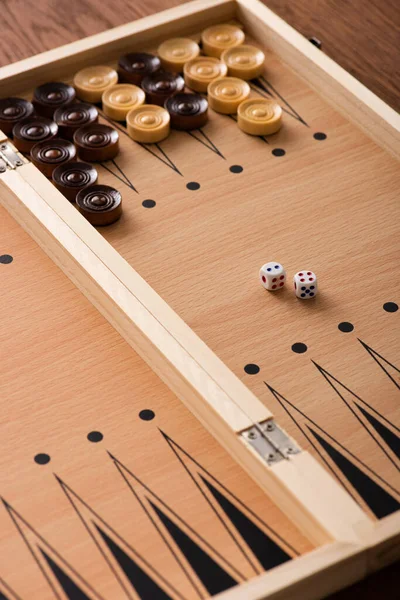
[0,206,313,599]
[64,35,400,520]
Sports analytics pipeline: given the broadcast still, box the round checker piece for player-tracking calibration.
[118,52,161,85]
[0,98,34,135]
[221,44,265,80]
[74,123,119,162]
[237,98,282,136]
[141,71,185,106]
[74,66,118,103]
[54,103,98,139]
[165,93,208,130]
[201,24,245,58]
[184,57,228,92]
[157,38,200,72]
[30,138,76,178]
[207,77,250,114]
[32,82,76,118]
[52,162,98,202]
[126,105,170,143]
[76,184,122,226]
[12,116,58,153]
[102,84,145,121]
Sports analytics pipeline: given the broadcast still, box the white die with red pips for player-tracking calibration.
[294,270,317,299]
[259,262,286,290]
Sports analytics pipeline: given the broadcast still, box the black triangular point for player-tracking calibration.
[0,577,21,600]
[149,501,237,596]
[186,129,225,159]
[200,477,290,571]
[308,427,400,519]
[101,160,138,192]
[264,382,400,510]
[40,549,92,600]
[160,428,298,568]
[356,404,400,459]
[3,499,104,600]
[100,110,182,176]
[139,142,183,176]
[359,339,400,391]
[57,476,183,600]
[95,526,172,600]
[250,76,309,127]
[313,361,400,470]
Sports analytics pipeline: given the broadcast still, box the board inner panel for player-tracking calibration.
[9,23,400,524]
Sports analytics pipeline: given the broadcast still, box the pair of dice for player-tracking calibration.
[259,262,317,299]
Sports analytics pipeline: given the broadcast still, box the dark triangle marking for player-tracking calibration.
[108,452,243,584]
[0,578,21,600]
[1,498,104,600]
[99,109,183,176]
[110,456,204,599]
[228,114,269,144]
[314,361,400,471]
[265,383,399,499]
[40,549,91,600]
[56,476,183,600]
[251,76,309,126]
[95,526,172,600]
[138,142,183,176]
[186,129,225,159]
[359,339,400,391]
[200,477,291,571]
[160,430,298,564]
[101,160,138,192]
[149,501,237,596]
[308,427,400,519]
[356,404,400,459]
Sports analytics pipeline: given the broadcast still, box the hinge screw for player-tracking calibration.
[0,144,7,151]
[248,430,257,440]
[265,422,275,432]
[0,166,5,173]
[15,159,23,166]
[287,447,294,454]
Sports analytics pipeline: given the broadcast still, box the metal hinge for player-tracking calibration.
[0,142,25,172]
[241,419,301,465]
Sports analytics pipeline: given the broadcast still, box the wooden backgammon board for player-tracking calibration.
[0,1,399,598]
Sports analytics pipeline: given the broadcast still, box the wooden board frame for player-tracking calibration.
[1,0,399,597]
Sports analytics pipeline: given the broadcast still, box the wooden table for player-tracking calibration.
[0,1,398,598]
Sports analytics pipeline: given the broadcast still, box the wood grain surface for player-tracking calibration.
[0,0,398,111]
[0,204,313,599]
[1,0,399,598]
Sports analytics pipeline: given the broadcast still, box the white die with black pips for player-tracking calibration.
[259,261,286,290]
[294,270,317,299]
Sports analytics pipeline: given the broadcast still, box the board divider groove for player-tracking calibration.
[0,163,372,551]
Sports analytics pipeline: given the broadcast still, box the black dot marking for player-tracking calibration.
[383,302,398,313]
[244,363,260,375]
[0,254,13,264]
[314,132,327,141]
[187,181,200,191]
[338,322,354,333]
[142,199,156,208]
[272,148,285,157]
[230,165,243,174]
[87,431,103,443]
[34,453,50,465]
[291,343,307,354]
[139,409,155,421]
